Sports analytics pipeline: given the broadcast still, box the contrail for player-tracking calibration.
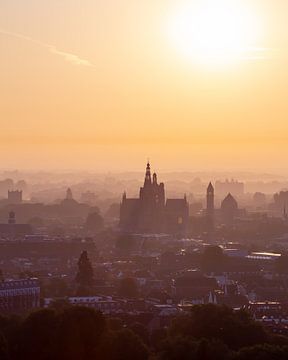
[0,29,94,67]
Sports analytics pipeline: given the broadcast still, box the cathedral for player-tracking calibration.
[120,162,189,235]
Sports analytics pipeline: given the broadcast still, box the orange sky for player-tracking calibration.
[1,0,288,173]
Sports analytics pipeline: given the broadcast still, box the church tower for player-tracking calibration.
[207,182,214,213]
[144,162,151,186]
[206,182,215,231]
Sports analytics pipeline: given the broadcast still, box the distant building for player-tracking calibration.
[44,296,121,314]
[215,179,244,197]
[81,191,97,205]
[0,212,33,239]
[66,187,73,200]
[0,279,40,314]
[221,193,239,225]
[8,190,22,204]
[120,162,189,236]
[206,182,214,231]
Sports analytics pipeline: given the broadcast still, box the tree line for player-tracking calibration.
[1,304,288,359]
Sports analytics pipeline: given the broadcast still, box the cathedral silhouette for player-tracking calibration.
[120,162,189,235]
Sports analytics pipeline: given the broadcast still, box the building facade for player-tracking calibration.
[120,163,189,235]
[0,279,40,313]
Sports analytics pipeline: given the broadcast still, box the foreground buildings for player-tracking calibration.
[120,162,189,235]
[0,279,40,313]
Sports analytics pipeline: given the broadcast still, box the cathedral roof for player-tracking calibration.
[207,182,214,191]
[166,199,188,211]
[221,193,238,210]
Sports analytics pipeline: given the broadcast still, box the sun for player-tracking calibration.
[168,0,262,66]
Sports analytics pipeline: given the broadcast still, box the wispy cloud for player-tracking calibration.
[0,29,94,67]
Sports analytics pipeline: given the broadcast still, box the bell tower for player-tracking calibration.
[206,182,215,232]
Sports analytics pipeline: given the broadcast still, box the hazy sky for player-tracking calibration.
[1,0,288,173]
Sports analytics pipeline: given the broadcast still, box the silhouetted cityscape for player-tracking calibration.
[0,162,288,358]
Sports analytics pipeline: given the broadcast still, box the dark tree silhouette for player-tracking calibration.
[56,307,106,360]
[76,251,94,287]
[118,278,138,298]
[85,212,104,233]
[99,329,149,360]
[158,337,230,360]
[169,304,268,350]
[12,309,58,360]
[201,245,226,273]
[0,331,8,360]
[234,344,288,360]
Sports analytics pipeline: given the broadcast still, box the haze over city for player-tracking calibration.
[2,2,288,360]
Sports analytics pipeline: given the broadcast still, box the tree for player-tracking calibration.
[76,251,94,287]
[129,322,149,345]
[56,307,106,360]
[115,235,134,252]
[99,329,149,360]
[85,212,104,233]
[201,246,226,273]
[12,309,58,360]
[118,278,138,298]
[49,299,71,312]
[46,277,69,297]
[0,331,8,360]
[234,344,288,360]
[169,304,268,350]
[158,337,230,360]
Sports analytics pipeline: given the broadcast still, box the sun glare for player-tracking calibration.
[169,0,262,66]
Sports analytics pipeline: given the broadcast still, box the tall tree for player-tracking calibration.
[85,212,104,233]
[75,251,94,295]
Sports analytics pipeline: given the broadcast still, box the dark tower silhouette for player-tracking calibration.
[221,193,238,226]
[66,188,73,200]
[8,211,16,225]
[206,182,215,232]
[120,162,188,235]
[144,162,152,186]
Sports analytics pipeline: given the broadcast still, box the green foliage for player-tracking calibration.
[129,322,149,345]
[45,277,69,297]
[158,337,230,360]
[115,235,134,251]
[201,245,226,273]
[99,329,149,360]
[48,298,71,312]
[169,304,268,350]
[0,331,8,360]
[10,307,106,360]
[1,304,288,360]
[85,212,104,233]
[107,317,124,331]
[75,251,94,295]
[56,307,106,360]
[12,309,58,360]
[118,277,138,298]
[233,344,288,360]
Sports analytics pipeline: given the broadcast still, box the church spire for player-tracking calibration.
[144,162,151,186]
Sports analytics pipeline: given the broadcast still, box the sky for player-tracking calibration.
[1,0,288,173]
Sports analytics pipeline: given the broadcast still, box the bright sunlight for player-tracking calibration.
[168,0,263,66]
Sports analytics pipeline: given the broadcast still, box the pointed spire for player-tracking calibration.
[207,182,214,192]
[66,188,73,200]
[144,161,151,185]
[153,172,157,184]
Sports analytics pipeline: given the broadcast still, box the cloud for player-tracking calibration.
[0,29,94,67]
